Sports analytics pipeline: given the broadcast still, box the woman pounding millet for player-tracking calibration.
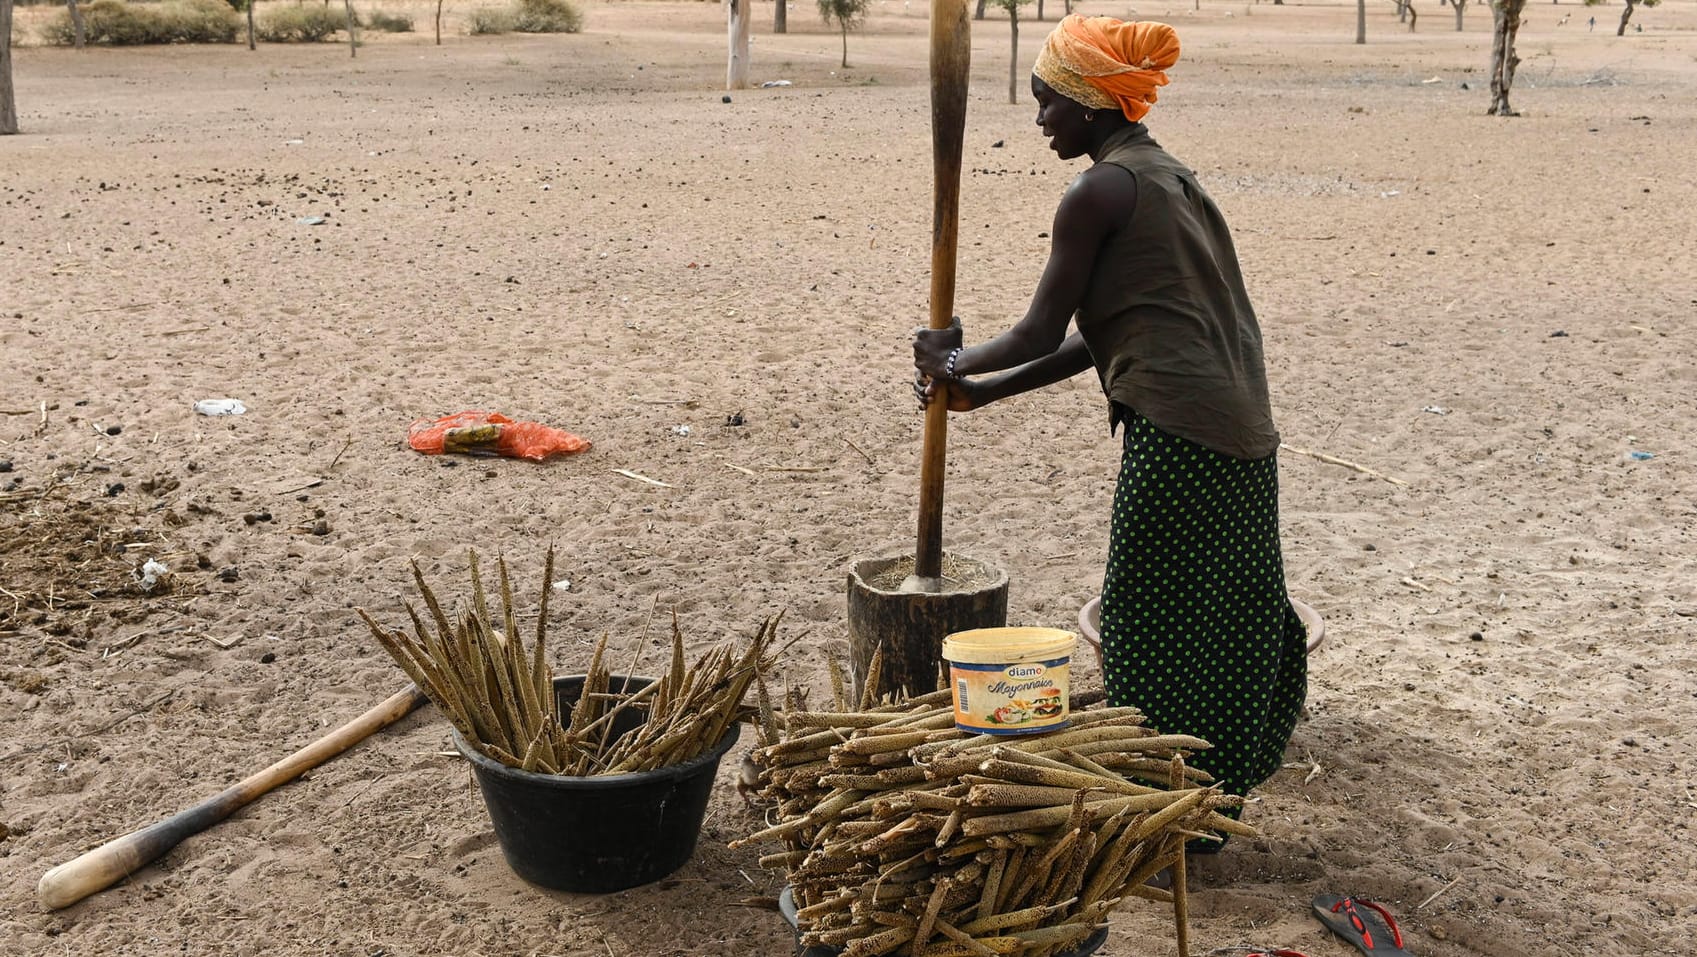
[913,15,1307,845]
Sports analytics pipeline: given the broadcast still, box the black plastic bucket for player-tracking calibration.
[776,887,1109,957]
[452,674,740,894]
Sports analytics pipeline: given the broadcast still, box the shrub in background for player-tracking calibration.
[469,0,580,35]
[255,3,345,41]
[511,0,579,32]
[365,9,413,31]
[42,0,153,44]
[41,0,239,44]
[466,6,515,34]
[155,0,241,41]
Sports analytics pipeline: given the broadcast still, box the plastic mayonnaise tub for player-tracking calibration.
[942,627,1075,735]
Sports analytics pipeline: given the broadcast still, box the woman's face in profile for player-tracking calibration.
[1032,76,1095,161]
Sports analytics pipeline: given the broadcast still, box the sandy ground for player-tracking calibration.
[3,0,1696,954]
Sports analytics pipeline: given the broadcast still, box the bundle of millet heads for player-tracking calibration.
[734,688,1253,957]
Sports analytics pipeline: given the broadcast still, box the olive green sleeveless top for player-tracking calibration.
[1075,124,1279,460]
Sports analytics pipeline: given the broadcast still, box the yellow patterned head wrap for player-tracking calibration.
[1032,15,1180,123]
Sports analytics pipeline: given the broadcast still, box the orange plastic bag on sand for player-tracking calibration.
[407,411,591,462]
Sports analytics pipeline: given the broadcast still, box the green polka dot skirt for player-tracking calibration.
[1099,410,1308,814]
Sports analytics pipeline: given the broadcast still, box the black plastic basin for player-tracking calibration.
[453,674,739,894]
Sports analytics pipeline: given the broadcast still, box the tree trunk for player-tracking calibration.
[1454,0,1466,30]
[1356,0,1367,41]
[1397,0,1407,22]
[435,0,442,44]
[1406,0,1417,30]
[1007,7,1018,105]
[1,0,17,135]
[67,0,86,49]
[774,0,785,34]
[726,0,749,89]
[344,0,356,56]
[247,0,256,50]
[1036,0,1044,20]
[974,0,985,20]
[1487,0,1524,114]
[1615,0,1635,35]
[840,20,848,68]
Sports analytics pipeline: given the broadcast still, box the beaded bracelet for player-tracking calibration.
[944,346,963,378]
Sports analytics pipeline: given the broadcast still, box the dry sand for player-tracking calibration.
[3,0,1696,953]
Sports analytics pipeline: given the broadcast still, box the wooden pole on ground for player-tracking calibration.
[38,685,426,910]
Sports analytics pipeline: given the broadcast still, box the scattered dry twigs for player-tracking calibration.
[611,468,673,488]
[1416,876,1461,910]
[734,695,1251,956]
[1278,442,1407,486]
[359,549,777,776]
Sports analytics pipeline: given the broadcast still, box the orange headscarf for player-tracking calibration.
[1032,15,1180,123]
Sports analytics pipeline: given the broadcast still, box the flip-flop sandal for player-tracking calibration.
[1312,894,1414,956]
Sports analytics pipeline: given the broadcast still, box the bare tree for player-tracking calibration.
[1356,0,1367,41]
[246,0,256,50]
[818,0,870,69]
[727,0,750,89]
[1453,0,1468,30]
[344,0,357,56]
[988,0,1031,104]
[1395,0,1418,30]
[1487,0,1526,114]
[774,0,786,33]
[436,0,444,44]
[66,0,86,48]
[1,0,17,134]
[1590,0,1659,35]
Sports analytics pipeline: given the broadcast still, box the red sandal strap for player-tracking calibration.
[1354,899,1405,950]
[1328,897,1404,951]
[1330,898,1374,950]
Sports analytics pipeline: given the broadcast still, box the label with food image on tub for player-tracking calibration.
[948,656,1071,734]
[943,626,1076,735]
